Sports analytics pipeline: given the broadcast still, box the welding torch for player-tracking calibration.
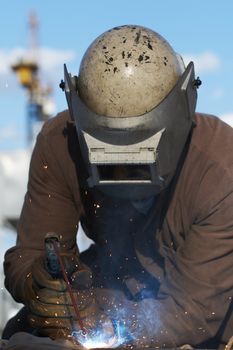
[44,232,87,336]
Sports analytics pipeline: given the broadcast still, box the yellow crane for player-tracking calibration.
[11,11,52,144]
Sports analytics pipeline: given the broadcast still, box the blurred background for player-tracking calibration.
[1,0,233,335]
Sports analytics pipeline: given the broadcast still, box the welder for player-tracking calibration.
[3,24,233,350]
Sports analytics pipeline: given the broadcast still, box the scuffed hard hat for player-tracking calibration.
[78,25,185,117]
[62,25,200,199]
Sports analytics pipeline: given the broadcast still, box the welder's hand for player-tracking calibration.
[23,256,115,343]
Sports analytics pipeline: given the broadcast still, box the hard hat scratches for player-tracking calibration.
[135,30,141,44]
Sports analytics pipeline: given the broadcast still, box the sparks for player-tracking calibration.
[71,321,125,349]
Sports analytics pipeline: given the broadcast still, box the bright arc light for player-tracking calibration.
[71,330,118,349]
[71,322,127,349]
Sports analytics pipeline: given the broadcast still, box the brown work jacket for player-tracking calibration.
[4,111,233,348]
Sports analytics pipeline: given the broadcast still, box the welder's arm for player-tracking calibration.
[23,255,114,342]
[3,126,115,342]
[111,181,233,348]
[4,127,82,303]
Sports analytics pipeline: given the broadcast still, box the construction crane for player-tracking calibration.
[11,11,52,145]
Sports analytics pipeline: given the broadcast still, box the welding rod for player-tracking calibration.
[45,233,87,336]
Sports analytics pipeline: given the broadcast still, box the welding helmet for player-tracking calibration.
[62,25,199,200]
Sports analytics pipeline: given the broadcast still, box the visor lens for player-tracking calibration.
[97,164,152,182]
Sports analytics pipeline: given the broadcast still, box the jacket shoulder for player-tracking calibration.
[192,113,233,170]
[40,109,72,137]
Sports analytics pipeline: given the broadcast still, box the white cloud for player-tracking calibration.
[219,113,233,127]
[0,149,31,224]
[212,87,224,99]
[0,46,76,75]
[182,51,221,74]
[0,46,76,96]
[0,125,19,142]
[39,47,76,71]
[0,48,24,74]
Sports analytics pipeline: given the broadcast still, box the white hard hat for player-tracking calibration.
[78,25,185,117]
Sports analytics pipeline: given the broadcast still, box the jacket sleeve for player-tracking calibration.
[4,129,83,303]
[123,171,233,347]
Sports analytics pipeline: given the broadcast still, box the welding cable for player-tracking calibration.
[52,240,88,336]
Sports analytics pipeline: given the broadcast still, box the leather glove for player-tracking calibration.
[23,254,116,346]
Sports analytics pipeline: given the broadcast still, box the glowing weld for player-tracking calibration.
[71,321,127,349]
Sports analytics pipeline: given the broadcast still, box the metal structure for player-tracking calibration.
[11,11,52,145]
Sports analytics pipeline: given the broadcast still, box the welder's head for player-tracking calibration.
[62,25,200,200]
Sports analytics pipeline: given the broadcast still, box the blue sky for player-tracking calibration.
[0,0,233,150]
